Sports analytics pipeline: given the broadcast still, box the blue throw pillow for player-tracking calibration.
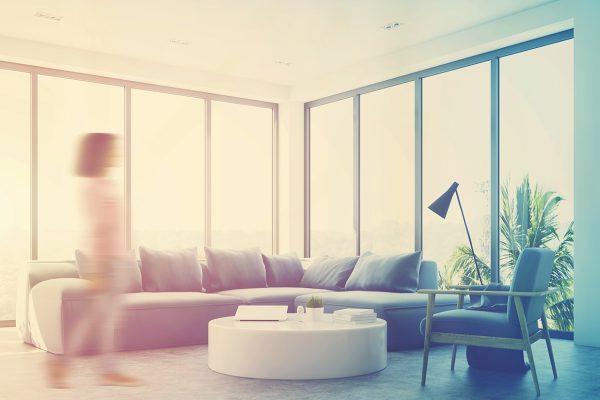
[345,251,422,293]
[204,247,267,291]
[262,253,304,287]
[300,256,359,290]
[139,247,204,292]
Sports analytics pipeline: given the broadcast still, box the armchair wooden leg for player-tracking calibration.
[450,345,458,370]
[515,297,540,396]
[451,294,465,371]
[541,312,558,379]
[421,294,435,386]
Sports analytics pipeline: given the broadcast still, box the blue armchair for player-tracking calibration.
[418,248,558,396]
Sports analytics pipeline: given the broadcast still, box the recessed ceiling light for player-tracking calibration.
[34,12,63,21]
[382,22,401,30]
[274,60,291,67]
[168,39,190,46]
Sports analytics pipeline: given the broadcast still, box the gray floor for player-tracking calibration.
[1,327,598,400]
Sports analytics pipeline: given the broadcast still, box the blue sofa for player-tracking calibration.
[17,259,456,354]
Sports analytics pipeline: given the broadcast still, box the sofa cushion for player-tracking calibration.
[57,290,243,353]
[262,253,304,287]
[217,287,331,307]
[75,249,142,293]
[418,309,537,339]
[120,291,243,309]
[204,247,267,291]
[295,290,456,312]
[345,251,422,293]
[139,247,204,292]
[300,256,359,290]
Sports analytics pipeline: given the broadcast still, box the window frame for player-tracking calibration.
[0,59,279,261]
[304,29,574,287]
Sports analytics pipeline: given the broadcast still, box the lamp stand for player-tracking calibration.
[455,190,484,285]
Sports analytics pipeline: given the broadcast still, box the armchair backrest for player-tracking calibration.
[507,248,555,327]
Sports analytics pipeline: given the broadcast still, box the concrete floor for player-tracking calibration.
[0,327,598,400]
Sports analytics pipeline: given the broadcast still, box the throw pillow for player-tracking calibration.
[200,261,214,292]
[345,251,422,293]
[299,256,359,291]
[75,249,142,293]
[262,253,304,287]
[139,246,204,292]
[204,247,267,291]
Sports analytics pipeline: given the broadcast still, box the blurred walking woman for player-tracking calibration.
[47,133,139,388]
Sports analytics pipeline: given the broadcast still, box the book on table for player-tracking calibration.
[333,313,377,321]
[333,318,378,325]
[332,308,375,316]
[333,308,377,324]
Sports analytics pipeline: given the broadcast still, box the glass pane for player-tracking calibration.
[360,83,415,254]
[211,102,273,252]
[0,70,29,320]
[423,62,491,286]
[500,40,574,331]
[131,90,205,253]
[310,98,354,257]
[38,77,124,260]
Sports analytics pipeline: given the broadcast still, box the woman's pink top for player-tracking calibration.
[81,177,125,259]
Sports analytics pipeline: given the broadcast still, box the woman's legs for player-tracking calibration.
[47,291,123,387]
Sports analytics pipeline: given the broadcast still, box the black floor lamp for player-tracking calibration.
[428,181,484,285]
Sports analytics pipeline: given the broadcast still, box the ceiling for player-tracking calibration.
[0,0,555,86]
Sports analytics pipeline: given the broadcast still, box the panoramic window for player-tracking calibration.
[500,40,574,331]
[360,83,415,254]
[422,62,491,286]
[309,98,355,257]
[211,101,273,253]
[0,70,29,320]
[131,90,205,253]
[38,76,125,260]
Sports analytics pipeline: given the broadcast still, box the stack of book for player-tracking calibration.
[332,308,377,324]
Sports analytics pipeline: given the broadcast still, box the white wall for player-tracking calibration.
[0,34,289,102]
[572,0,600,348]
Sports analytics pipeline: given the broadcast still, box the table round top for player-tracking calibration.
[209,313,386,332]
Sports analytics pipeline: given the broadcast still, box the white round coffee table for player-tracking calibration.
[208,314,387,379]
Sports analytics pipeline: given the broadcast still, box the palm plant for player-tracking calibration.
[443,176,574,331]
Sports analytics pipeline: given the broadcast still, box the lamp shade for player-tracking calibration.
[428,182,459,219]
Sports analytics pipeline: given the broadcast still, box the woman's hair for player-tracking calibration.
[75,133,117,177]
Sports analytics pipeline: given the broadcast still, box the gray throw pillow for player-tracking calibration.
[262,253,304,287]
[200,261,214,292]
[345,251,422,293]
[75,249,142,293]
[139,246,204,292]
[204,247,267,291]
[300,256,359,291]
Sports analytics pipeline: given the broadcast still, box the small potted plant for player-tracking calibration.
[305,296,324,321]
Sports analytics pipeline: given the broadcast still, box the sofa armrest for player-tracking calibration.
[29,278,90,354]
[16,262,79,344]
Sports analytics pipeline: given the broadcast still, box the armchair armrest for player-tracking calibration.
[417,288,558,297]
[448,284,501,290]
